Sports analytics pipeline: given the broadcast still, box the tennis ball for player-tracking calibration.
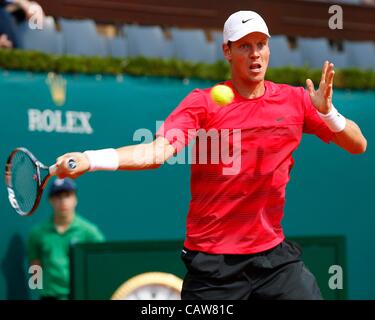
[210,85,234,106]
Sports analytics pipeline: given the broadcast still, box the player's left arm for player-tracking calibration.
[330,119,366,154]
[306,61,367,154]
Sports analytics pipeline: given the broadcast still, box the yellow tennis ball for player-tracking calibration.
[210,85,234,106]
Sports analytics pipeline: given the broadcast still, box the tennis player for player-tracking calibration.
[55,11,367,299]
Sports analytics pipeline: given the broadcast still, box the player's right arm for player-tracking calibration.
[55,136,175,179]
[57,89,208,179]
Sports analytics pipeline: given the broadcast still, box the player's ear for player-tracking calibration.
[72,192,78,207]
[223,43,232,62]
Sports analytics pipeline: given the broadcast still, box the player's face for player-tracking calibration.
[49,191,77,216]
[223,32,270,84]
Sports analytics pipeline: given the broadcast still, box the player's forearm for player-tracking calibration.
[116,137,176,170]
[116,143,162,170]
[332,119,367,154]
[55,138,175,178]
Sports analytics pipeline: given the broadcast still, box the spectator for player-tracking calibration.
[362,0,375,5]
[0,34,12,48]
[0,0,45,48]
[27,178,105,300]
[0,1,17,48]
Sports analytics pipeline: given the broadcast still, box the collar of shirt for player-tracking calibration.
[48,213,80,234]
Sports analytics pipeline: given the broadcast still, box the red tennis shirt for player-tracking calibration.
[156,80,335,254]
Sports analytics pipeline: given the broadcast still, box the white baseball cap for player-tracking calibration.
[223,11,270,44]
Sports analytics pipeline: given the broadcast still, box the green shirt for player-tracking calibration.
[27,214,105,299]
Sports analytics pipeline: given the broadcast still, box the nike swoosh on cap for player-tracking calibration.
[242,18,254,23]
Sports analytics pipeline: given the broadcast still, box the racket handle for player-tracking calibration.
[67,158,77,170]
[49,158,76,176]
[49,164,57,175]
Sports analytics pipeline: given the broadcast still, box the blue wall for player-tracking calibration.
[0,70,373,299]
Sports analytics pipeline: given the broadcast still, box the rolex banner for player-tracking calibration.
[0,70,374,300]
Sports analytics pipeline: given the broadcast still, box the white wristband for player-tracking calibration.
[83,148,119,171]
[318,105,347,133]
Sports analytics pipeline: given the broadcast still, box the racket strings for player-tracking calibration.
[11,151,38,213]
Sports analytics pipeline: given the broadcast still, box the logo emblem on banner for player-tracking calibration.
[27,72,93,134]
[46,72,66,107]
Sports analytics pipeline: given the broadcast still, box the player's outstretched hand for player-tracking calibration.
[306,60,335,115]
[56,152,90,179]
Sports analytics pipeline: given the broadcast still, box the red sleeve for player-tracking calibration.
[156,89,208,153]
[302,88,335,144]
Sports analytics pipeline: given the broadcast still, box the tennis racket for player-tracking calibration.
[5,147,77,216]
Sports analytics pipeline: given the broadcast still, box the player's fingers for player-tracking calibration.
[306,79,315,96]
[324,84,333,101]
[55,158,66,177]
[55,164,68,179]
[56,154,71,168]
[320,61,329,83]
[328,69,335,86]
[55,153,75,174]
[324,71,334,100]
[325,63,334,84]
[55,152,90,179]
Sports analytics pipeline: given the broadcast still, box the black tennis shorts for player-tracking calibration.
[181,239,322,300]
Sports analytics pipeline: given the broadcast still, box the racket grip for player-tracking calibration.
[49,164,57,175]
[49,158,76,176]
[49,158,76,175]
[67,158,77,170]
